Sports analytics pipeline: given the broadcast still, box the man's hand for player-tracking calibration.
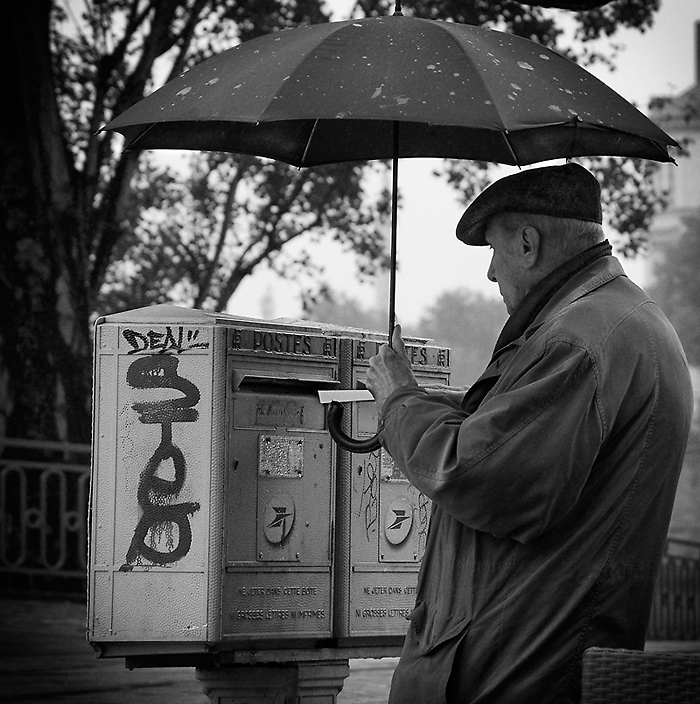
[366,324,419,412]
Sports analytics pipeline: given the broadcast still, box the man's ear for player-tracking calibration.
[518,225,541,269]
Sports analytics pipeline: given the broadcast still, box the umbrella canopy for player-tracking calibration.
[107,15,676,166]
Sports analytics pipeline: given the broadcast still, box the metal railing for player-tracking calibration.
[647,537,700,641]
[0,438,90,595]
[0,437,699,641]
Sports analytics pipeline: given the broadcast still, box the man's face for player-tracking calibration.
[484,214,532,315]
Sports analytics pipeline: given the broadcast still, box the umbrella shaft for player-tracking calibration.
[389,124,399,348]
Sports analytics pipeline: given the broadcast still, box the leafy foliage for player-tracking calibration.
[100,153,389,312]
[587,156,668,255]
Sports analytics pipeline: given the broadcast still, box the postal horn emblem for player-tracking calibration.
[263,493,295,544]
[384,496,414,545]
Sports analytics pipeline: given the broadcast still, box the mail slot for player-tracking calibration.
[88,303,449,663]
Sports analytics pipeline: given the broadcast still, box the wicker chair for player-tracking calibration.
[581,647,700,703]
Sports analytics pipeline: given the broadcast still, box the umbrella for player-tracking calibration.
[104,10,677,451]
[107,15,675,167]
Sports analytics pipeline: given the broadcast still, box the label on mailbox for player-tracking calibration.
[228,326,338,358]
[259,435,304,478]
[352,339,450,370]
[223,571,332,638]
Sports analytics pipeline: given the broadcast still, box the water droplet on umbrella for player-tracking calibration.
[176,86,192,96]
[518,62,534,71]
[539,54,550,60]
[206,78,219,86]
[372,86,383,98]
[549,104,562,112]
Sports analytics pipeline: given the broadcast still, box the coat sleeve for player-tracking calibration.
[380,339,604,543]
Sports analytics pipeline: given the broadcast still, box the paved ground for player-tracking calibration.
[3,598,698,703]
[0,598,396,704]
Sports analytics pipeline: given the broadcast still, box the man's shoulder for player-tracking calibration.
[539,276,683,367]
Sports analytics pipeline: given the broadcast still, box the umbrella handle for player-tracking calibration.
[327,401,382,453]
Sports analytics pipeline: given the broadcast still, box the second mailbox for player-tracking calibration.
[332,333,450,644]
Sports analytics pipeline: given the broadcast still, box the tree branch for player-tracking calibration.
[193,158,252,307]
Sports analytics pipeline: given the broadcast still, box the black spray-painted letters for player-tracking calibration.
[121,355,201,570]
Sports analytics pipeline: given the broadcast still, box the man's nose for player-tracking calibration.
[487,259,497,283]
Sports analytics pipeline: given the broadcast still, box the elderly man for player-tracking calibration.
[366,163,693,704]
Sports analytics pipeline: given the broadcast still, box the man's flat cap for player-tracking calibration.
[456,163,603,246]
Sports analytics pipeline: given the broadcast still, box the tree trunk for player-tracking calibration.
[0,2,92,442]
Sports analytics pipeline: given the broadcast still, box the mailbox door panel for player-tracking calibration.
[89,321,220,644]
[223,373,335,642]
[341,340,448,639]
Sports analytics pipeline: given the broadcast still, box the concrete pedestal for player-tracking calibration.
[196,660,350,704]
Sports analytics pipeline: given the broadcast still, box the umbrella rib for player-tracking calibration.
[124,122,157,150]
[439,23,512,134]
[300,119,320,165]
[501,129,520,166]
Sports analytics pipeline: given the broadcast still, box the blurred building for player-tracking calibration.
[648,21,700,246]
[647,21,700,543]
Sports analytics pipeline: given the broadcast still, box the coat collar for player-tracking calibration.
[492,241,614,355]
[461,246,625,415]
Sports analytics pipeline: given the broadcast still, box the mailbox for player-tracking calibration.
[88,304,449,663]
[333,335,449,644]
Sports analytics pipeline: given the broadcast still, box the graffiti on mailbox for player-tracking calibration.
[122,326,209,355]
[121,354,201,570]
[358,453,379,541]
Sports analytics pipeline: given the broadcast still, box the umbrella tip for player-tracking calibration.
[393,0,404,16]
